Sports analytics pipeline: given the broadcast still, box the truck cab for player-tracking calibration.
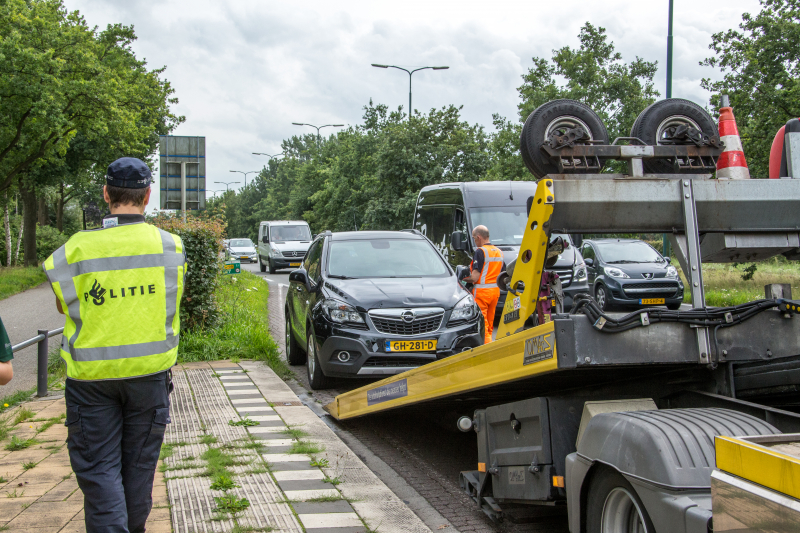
[412,181,589,311]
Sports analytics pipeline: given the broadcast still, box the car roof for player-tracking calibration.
[260,220,308,226]
[586,238,642,243]
[329,231,421,241]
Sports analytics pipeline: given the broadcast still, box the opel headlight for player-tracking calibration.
[604,266,630,279]
[574,262,587,282]
[449,295,478,324]
[322,299,365,324]
[666,265,679,279]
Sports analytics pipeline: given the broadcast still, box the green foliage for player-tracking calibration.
[4,435,38,451]
[214,102,490,238]
[228,417,259,427]
[210,474,238,491]
[199,434,218,445]
[150,213,225,329]
[34,225,68,262]
[701,0,800,178]
[12,408,34,425]
[282,426,309,440]
[309,457,330,468]
[213,493,250,514]
[0,267,46,300]
[159,443,175,460]
[21,460,36,470]
[289,441,324,455]
[178,271,288,378]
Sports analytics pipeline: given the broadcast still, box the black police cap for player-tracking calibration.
[106,157,152,189]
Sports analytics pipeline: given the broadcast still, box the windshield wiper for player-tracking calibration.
[606,260,640,264]
[327,274,355,279]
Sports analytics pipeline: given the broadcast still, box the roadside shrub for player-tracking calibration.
[35,225,69,262]
[150,212,225,329]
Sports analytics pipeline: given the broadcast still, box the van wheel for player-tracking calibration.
[586,468,655,533]
[268,259,276,274]
[285,308,306,365]
[306,328,330,390]
[258,256,266,273]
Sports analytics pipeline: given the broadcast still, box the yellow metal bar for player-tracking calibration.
[715,435,800,500]
[496,178,554,338]
[326,320,558,420]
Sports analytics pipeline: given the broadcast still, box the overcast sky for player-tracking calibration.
[63,0,761,198]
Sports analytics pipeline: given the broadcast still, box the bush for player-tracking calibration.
[35,225,69,262]
[150,212,225,330]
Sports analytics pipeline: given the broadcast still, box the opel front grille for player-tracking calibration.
[368,308,444,336]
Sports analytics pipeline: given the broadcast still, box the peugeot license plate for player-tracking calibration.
[640,298,665,305]
[385,339,437,352]
[290,262,301,267]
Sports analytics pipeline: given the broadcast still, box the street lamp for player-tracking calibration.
[207,190,226,199]
[252,152,284,159]
[292,123,345,146]
[229,170,259,187]
[371,64,449,120]
[214,181,240,192]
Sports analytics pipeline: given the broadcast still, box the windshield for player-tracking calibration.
[597,241,664,263]
[229,239,253,248]
[469,206,527,245]
[327,239,449,278]
[271,225,311,242]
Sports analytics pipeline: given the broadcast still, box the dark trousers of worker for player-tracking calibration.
[65,371,172,533]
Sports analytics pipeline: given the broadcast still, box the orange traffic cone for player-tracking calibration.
[716,96,750,179]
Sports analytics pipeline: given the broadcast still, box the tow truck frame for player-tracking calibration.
[325,146,800,531]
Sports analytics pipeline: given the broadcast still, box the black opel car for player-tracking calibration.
[581,238,684,311]
[284,230,484,389]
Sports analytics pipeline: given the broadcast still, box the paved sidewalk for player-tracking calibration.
[0,395,170,532]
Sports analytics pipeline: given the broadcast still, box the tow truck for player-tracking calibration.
[324,98,800,532]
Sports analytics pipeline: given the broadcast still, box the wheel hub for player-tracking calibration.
[307,336,315,375]
[601,487,647,533]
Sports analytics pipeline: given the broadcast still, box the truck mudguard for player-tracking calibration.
[566,408,779,533]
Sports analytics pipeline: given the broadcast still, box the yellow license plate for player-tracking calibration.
[640,298,665,305]
[290,262,301,267]
[385,339,437,352]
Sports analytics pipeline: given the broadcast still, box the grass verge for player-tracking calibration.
[679,257,800,307]
[0,267,46,301]
[178,271,290,379]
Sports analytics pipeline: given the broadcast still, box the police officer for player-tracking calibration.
[467,225,505,343]
[43,157,186,533]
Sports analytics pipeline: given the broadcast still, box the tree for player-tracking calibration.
[490,22,659,178]
[0,0,182,264]
[701,0,800,178]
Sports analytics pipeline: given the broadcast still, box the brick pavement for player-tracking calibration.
[0,395,170,532]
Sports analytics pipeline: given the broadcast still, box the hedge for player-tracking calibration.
[150,212,225,330]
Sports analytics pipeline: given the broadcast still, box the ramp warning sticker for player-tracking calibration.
[367,379,408,406]
[523,331,554,366]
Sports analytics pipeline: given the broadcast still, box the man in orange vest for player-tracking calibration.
[467,225,505,343]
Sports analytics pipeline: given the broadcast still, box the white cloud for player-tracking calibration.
[64,0,762,197]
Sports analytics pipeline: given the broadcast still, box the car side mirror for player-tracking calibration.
[262,236,269,244]
[584,258,594,267]
[664,256,671,264]
[455,265,470,281]
[288,270,307,284]
[451,231,469,252]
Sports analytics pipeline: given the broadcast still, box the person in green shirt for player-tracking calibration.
[0,316,13,385]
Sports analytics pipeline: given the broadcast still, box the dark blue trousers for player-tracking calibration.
[65,371,172,533]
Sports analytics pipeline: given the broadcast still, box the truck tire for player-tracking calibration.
[306,327,331,390]
[258,256,266,273]
[268,258,276,274]
[521,99,610,179]
[630,98,718,174]
[586,468,655,533]
[285,308,306,365]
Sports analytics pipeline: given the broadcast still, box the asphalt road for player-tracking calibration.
[0,283,65,398]
[241,261,570,533]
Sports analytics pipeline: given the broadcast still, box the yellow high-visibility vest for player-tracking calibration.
[43,222,186,381]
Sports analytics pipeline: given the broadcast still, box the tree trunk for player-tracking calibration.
[20,183,37,267]
[4,192,10,267]
[56,181,64,232]
[14,215,23,266]
[37,193,48,227]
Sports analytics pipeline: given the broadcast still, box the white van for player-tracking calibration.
[257,220,313,274]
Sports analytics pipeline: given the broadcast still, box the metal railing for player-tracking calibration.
[11,327,64,398]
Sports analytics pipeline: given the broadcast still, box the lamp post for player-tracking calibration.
[292,123,344,146]
[371,64,449,120]
[229,170,259,187]
[252,152,284,159]
[663,0,675,257]
[207,190,226,199]
[214,181,240,192]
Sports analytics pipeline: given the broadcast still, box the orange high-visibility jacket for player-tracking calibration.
[471,244,504,294]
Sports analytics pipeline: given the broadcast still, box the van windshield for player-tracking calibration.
[270,225,311,242]
[469,207,527,245]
